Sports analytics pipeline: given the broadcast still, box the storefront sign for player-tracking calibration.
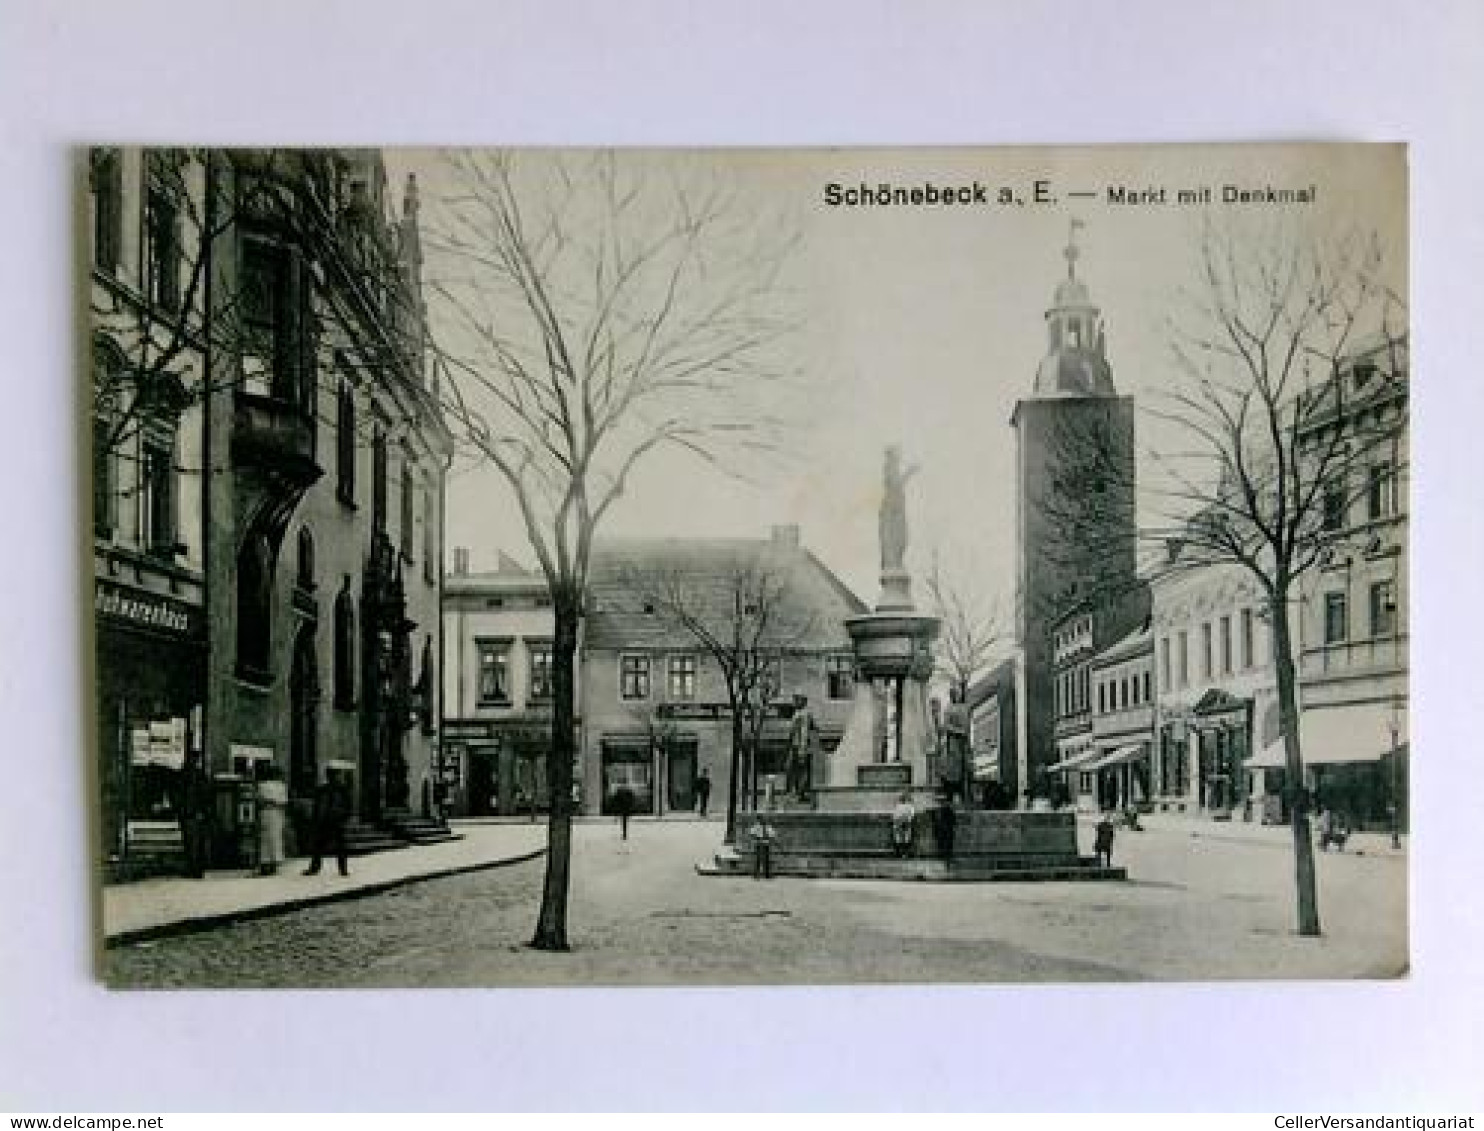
[657,702,792,721]
[131,717,187,768]
[444,720,497,739]
[96,581,202,637]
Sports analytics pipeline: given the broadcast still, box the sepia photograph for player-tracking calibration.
[87,143,1409,989]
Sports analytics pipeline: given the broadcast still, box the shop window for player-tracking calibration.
[333,579,356,709]
[90,148,123,276]
[478,641,511,705]
[336,379,356,505]
[620,654,651,701]
[236,533,273,680]
[1324,592,1349,645]
[529,642,554,703]
[667,654,696,701]
[827,654,854,699]
[1370,580,1396,638]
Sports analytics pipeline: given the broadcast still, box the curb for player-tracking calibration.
[104,846,548,949]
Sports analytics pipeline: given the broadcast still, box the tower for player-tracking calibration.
[1010,221,1137,799]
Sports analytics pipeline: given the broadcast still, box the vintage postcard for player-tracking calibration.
[88,143,1407,987]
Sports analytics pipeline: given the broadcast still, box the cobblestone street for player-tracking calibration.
[106,816,1407,988]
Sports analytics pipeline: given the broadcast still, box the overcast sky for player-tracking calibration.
[396,144,1406,611]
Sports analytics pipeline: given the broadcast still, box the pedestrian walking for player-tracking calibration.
[696,769,712,818]
[748,815,777,879]
[1094,812,1116,868]
[303,772,351,877]
[612,785,636,840]
[177,751,212,879]
[255,765,288,876]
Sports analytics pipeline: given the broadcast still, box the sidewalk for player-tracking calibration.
[1082,809,1408,859]
[103,821,547,946]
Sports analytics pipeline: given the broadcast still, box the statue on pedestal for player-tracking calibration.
[880,445,918,576]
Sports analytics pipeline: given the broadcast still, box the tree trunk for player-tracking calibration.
[530,587,580,951]
[725,708,744,846]
[1272,588,1321,937]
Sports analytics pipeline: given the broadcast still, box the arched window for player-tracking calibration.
[336,377,356,505]
[92,341,126,538]
[296,526,316,591]
[236,532,273,679]
[334,577,356,710]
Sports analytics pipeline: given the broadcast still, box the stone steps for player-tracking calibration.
[704,849,1125,883]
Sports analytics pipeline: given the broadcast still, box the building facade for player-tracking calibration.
[441,549,559,817]
[1087,624,1154,812]
[1150,550,1279,820]
[966,655,1018,807]
[1011,229,1138,798]
[579,527,866,817]
[90,148,452,873]
[1285,334,1409,829]
[90,149,211,870]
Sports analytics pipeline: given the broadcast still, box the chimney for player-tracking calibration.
[771,524,801,549]
[453,547,470,576]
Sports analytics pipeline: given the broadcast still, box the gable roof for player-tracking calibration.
[584,537,866,652]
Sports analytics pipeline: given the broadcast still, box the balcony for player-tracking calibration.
[232,392,321,490]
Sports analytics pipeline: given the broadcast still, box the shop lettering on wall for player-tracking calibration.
[657,702,793,721]
[96,582,199,636]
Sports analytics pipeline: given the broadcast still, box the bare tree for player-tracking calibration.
[1045,216,1406,936]
[924,549,1007,702]
[425,151,800,950]
[620,556,812,844]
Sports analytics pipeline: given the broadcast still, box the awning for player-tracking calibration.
[1085,743,1146,771]
[1246,703,1408,769]
[1044,748,1099,774]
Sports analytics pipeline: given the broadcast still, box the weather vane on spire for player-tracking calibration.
[1064,216,1085,280]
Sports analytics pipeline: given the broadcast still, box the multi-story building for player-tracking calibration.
[90,148,452,873]
[1150,547,1280,820]
[1011,228,1138,796]
[1087,623,1154,812]
[579,527,865,817]
[441,549,559,817]
[89,149,210,869]
[1281,333,1409,829]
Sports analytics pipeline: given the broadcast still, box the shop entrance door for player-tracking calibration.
[667,741,697,813]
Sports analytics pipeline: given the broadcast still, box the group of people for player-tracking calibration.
[254,768,353,878]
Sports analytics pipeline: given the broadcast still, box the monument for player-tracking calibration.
[709,447,1124,881]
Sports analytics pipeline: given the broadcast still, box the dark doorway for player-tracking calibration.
[602,742,654,815]
[289,626,320,800]
[467,745,498,816]
[667,740,698,813]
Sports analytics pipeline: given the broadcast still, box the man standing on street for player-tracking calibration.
[304,771,351,877]
[696,769,712,818]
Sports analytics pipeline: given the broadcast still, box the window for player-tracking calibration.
[1201,623,1213,680]
[1241,609,1255,669]
[478,641,511,705]
[241,239,289,399]
[400,458,415,561]
[336,379,356,505]
[668,655,697,701]
[620,654,651,701]
[1141,670,1151,703]
[146,186,181,312]
[827,654,854,700]
[1098,682,1106,714]
[372,425,388,532]
[140,434,177,558]
[1370,580,1396,638]
[1178,631,1189,688]
[90,149,123,275]
[333,579,355,709]
[528,642,554,702]
[1219,615,1232,675]
[1322,475,1347,531]
[1324,592,1349,645]
[236,533,273,679]
[1160,637,1171,692]
[1368,462,1395,521]
[296,527,315,590]
[423,485,437,585]
[93,346,124,538]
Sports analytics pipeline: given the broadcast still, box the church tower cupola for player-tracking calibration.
[1033,218,1116,398]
